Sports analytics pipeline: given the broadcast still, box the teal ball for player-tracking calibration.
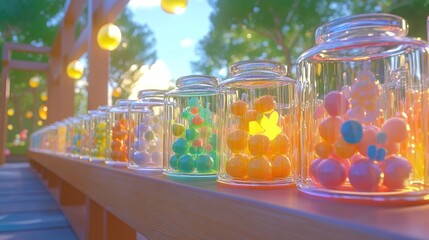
[196,154,214,173]
[178,154,195,173]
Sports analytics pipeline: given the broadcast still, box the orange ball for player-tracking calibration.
[314,141,332,158]
[270,133,290,154]
[115,130,128,140]
[318,117,342,142]
[240,110,258,131]
[270,155,291,178]
[248,134,270,156]
[247,156,272,180]
[254,95,276,113]
[381,117,409,143]
[356,126,378,156]
[111,140,122,150]
[226,154,249,179]
[227,130,248,152]
[191,107,199,114]
[231,100,249,116]
[192,115,204,126]
[334,138,356,159]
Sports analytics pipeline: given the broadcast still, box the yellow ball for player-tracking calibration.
[97,23,122,51]
[39,105,48,120]
[7,124,13,130]
[37,120,43,126]
[67,60,84,80]
[112,87,122,98]
[161,0,188,14]
[29,76,40,88]
[40,91,48,101]
[7,108,14,116]
[25,111,33,119]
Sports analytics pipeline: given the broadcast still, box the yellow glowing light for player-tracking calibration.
[249,111,281,141]
[247,33,252,39]
[161,0,188,14]
[40,91,48,101]
[25,111,33,119]
[37,120,43,126]
[39,105,48,120]
[112,87,122,98]
[7,108,14,116]
[97,23,122,51]
[29,76,40,88]
[249,121,264,135]
[7,124,13,130]
[67,60,84,80]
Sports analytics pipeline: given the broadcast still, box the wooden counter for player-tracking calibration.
[28,151,429,240]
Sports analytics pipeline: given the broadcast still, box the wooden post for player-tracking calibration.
[106,211,135,240]
[0,62,10,165]
[87,199,106,240]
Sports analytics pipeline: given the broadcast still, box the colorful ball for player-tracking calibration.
[188,97,200,107]
[248,134,270,156]
[334,138,356,159]
[192,115,205,126]
[144,130,156,141]
[151,151,163,166]
[134,124,148,138]
[270,155,291,178]
[316,158,346,189]
[314,141,332,158]
[381,156,412,190]
[172,123,185,137]
[196,154,214,173]
[318,117,342,142]
[348,159,381,192]
[178,154,195,173]
[310,158,323,182]
[169,154,180,169]
[324,91,349,117]
[254,95,276,113]
[270,134,290,154]
[185,128,200,141]
[133,151,150,166]
[247,156,272,180]
[340,120,363,144]
[199,126,213,138]
[189,146,204,155]
[172,138,189,155]
[226,154,248,178]
[231,100,249,116]
[356,126,378,156]
[226,130,248,153]
[381,117,408,143]
[199,108,212,122]
[133,140,146,151]
[182,108,192,119]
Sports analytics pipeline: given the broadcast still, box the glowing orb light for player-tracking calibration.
[25,111,33,119]
[29,76,40,88]
[97,23,122,51]
[66,60,84,80]
[7,124,13,130]
[37,120,43,126]
[161,0,188,14]
[112,87,122,98]
[7,108,14,116]
[40,91,48,101]
[39,105,48,120]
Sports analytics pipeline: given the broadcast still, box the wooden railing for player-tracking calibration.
[29,151,429,240]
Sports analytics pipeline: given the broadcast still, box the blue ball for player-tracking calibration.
[196,154,214,173]
[172,138,189,155]
[185,128,200,141]
[367,145,377,160]
[169,154,180,170]
[376,148,387,161]
[341,120,363,144]
[178,154,195,173]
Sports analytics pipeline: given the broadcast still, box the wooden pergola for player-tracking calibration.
[0,0,129,164]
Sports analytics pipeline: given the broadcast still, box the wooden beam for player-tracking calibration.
[3,43,51,54]
[9,60,49,72]
[0,66,10,165]
[64,0,87,24]
[99,0,129,24]
[66,25,89,63]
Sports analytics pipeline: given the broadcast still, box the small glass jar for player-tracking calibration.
[106,100,135,166]
[47,125,58,153]
[218,60,297,187]
[297,13,429,203]
[71,116,83,158]
[79,114,91,160]
[164,75,220,177]
[56,121,67,155]
[89,106,109,163]
[128,90,166,171]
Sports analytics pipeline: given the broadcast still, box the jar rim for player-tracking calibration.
[137,89,167,99]
[175,75,219,89]
[115,99,135,107]
[315,13,408,44]
[228,59,288,77]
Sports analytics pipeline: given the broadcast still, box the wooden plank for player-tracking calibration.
[2,43,51,54]
[106,211,135,240]
[64,0,86,24]
[66,25,89,63]
[8,60,49,72]
[87,199,105,240]
[29,151,429,240]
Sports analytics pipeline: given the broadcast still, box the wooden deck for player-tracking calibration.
[0,161,77,240]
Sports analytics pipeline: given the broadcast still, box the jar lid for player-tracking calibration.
[115,99,135,106]
[167,75,219,96]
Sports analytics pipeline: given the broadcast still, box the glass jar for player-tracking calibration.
[106,100,135,166]
[79,114,91,160]
[89,106,109,163]
[218,60,297,187]
[164,75,220,177]
[69,117,83,158]
[56,121,67,155]
[297,13,429,203]
[128,90,166,171]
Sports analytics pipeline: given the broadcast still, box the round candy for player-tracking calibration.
[316,158,346,189]
[231,100,249,116]
[190,107,199,114]
[111,140,122,150]
[314,141,331,158]
[248,134,270,156]
[189,146,204,155]
[254,95,276,113]
[270,155,291,178]
[381,156,412,190]
[193,139,203,147]
[172,123,185,137]
[169,154,180,169]
[324,91,349,117]
[334,138,356,159]
[133,140,146,151]
[367,145,377,160]
[185,128,200,141]
[188,97,200,107]
[318,117,342,142]
[134,124,148,138]
[270,134,290,154]
[196,154,214,173]
[310,158,323,182]
[348,159,381,192]
[381,117,408,143]
[172,138,189,155]
[178,154,195,173]
[247,156,272,180]
[151,151,163,166]
[340,120,363,144]
[182,107,192,119]
[199,126,213,138]
[356,126,378,156]
[144,130,156,141]
[384,141,399,155]
[313,104,325,120]
[191,115,205,126]
[226,130,248,153]
[115,130,128,140]
[133,151,150,166]
[199,108,212,122]
[226,154,248,178]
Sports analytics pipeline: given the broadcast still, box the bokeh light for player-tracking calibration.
[97,23,122,51]
[66,60,84,80]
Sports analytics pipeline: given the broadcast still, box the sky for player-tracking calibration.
[126,0,213,98]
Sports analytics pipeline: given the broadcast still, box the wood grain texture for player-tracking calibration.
[29,151,429,240]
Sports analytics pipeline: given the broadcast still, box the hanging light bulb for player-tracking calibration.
[112,87,122,98]
[39,105,48,120]
[161,0,188,14]
[29,76,40,88]
[7,124,13,131]
[37,120,43,126]
[97,23,122,51]
[25,111,33,119]
[67,60,84,80]
[40,91,48,101]
[7,108,14,116]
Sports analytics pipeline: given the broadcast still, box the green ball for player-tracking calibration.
[169,155,180,170]
[172,138,189,155]
[185,128,200,141]
[172,123,185,137]
[199,108,212,121]
[196,154,214,173]
[189,146,204,155]
[178,154,195,173]
[182,107,192,119]
[188,97,200,107]
[144,130,156,141]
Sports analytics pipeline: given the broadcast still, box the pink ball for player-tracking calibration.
[381,156,412,190]
[356,125,378,156]
[316,158,346,189]
[381,117,408,143]
[348,159,381,192]
[313,104,325,120]
[310,158,323,182]
[350,153,365,163]
[324,91,349,117]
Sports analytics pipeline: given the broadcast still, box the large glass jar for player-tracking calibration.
[106,100,135,167]
[129,90,166,171]
[79,114,91,160]
[297,13,429,203]
[218,60,297,187]
[164,75,220,177]
[89,106,109,163]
